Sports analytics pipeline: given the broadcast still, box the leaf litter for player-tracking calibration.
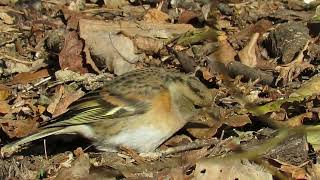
[1,0,320,179]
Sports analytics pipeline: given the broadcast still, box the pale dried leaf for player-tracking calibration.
[238,33,259,67]
[81,31,140,75]
[194,159,272,180]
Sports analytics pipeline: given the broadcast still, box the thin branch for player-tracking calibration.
[140,138,219,159]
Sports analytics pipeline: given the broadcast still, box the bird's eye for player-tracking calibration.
[194,105,201,109]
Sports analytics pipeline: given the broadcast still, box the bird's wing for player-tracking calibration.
[41,88,152,128]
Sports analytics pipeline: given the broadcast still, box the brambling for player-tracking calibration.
[1,68,213,157]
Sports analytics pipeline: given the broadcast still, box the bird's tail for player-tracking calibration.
[1,127,65,157]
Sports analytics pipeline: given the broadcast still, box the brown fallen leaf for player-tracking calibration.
[187,106,251,139]
[201,67,214,81]
[0,101,10,114]
[163,134,192,147]
[187,122,222,139]
[47,85,64,114]
[59,31,87,74]
[143,8,170,23]
[53,89,85,117]
[208,39,236,65]
[280,164,308,179]
[73,147,84,157]
[55,153,90,180]
[79,19,195,74]
[178,10,199,24]
[8,69,49,85]
[224,114,252,127]
[133,35,164,55]
[236,19,273,42]
[0,84,11,101]
[0,118,39,138]
[37,105,46,115]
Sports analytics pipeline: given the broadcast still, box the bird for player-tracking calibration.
[1,67,213,157]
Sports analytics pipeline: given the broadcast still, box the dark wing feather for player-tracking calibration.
[40,89,150,128]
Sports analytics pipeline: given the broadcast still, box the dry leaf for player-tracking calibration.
[194,159,272,180]
[238,33,259,68]
[59,31,87,74]
[143,9,170,23]
[0,84,10,101]
[53,89,85,117]
[104,0,128,8]
[83,45,101,74]
[8,69,49,85]
[178,10,199,24]
[163,134,192,147]
[224,114,252,127]
[80,31,140,75]
[0,119,38,138]
[133,36,164,54]
[0,101,10,114]
[236,19,273,41]
[187,122,222,139]
[37,105,46,114]
[187,108,251,139]
[280,164,308,179]
[201,67,214,80]
[209,40,236,65]
[55,153,90,180]
[47,86,64,114]
[186,108,221,139]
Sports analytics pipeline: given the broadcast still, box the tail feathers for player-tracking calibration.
[1,127,66,157]
[15,127,66,146]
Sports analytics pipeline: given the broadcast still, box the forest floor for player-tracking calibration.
[0,0,320,179]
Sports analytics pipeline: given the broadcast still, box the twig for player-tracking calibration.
[139,138,219,159]
[1,54,33,65]
[220,130,225,140]
[43,139,48,160]
[26,76,52,91]
[82,8,123,13]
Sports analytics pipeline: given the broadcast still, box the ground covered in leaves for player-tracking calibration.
[1,0,320,179]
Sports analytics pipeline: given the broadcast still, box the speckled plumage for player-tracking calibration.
[1,68,213,157]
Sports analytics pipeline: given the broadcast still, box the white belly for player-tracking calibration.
[101,126,172,152]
